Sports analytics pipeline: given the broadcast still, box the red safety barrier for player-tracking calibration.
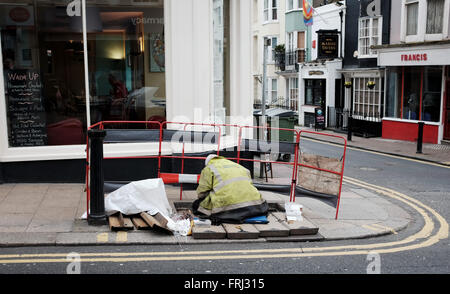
[85,121,347,220]
[295,130,347,220]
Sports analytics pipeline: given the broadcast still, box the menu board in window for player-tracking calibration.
[5,69,48,147]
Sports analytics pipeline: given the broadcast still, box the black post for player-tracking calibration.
[347,115,353,141]
[88,129,107,225]
[417,122,424,154]
[347,81,353,141]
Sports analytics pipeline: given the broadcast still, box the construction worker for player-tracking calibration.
[192,154,268,225]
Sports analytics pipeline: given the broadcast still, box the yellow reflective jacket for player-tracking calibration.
[194,156,268,224]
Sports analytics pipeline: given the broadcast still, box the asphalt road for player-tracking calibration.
[0,140,449,279]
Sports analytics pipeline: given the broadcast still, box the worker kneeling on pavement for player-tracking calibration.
[192,154,268,225]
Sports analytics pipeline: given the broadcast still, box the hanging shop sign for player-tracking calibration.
[317,31,339,59]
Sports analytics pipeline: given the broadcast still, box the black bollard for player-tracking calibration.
[417,122,424,154]
[88,129,108,225]
[347,116,353,141]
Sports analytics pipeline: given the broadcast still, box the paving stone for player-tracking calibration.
[254,214,290,237]
[0,232,57,246]
[223,224,260,239]
[192,225,227,239]
[272,212,319,235]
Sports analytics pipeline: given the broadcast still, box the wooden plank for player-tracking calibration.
[222,224,260,239]
[117,212,125,227]
[108,216,122,231]
[140,212,159,228]
[192,225,227,239]
[131,217,150,230]
[272,212,319,236]
[254,214,290,237]
[140,212,171,232]
[122,216,135,230]
[152,213,169,228]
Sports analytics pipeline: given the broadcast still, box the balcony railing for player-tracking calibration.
[253,99,298,112]
[275,49,306,72]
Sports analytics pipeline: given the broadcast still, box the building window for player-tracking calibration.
[286,0,302,11]
[264,0,278,22]
[386,66,443,122]
[405,0,419,36]
[353,77,384,121]
[402,0,449,41]
[426,0,445,34]
[288,77,298,111]
[358,17,382,57]
[264,36,278,63]
[265,78,278,103]
[305,79,325,106]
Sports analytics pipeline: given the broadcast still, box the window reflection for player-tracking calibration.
[1,0,166,148]
[87,3,166,128]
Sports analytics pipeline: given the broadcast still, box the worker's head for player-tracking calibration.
[205,154,218,166]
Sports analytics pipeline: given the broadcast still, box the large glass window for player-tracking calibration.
[385,66,443,122]
[1,0,166,147]
[86,1,166,127]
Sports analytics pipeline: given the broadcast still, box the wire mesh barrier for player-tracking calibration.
[85,121,347,221]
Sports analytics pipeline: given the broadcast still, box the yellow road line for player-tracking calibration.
[96,233,108,243]
[0,177,447,264]
[371,224,398,235]
[301,137,450,169]
[116,232,127,243]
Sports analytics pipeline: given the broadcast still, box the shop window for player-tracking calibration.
[1,0,166,147]
[385,66,443,123]
[353,77,384,121]
[305,79,325,107]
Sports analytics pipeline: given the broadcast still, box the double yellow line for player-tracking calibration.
[0,177,447,264]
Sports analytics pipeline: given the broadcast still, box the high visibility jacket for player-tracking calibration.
[194,156,268,224]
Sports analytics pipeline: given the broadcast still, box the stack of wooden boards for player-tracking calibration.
[107,202,322,241]
[108,212,171,232]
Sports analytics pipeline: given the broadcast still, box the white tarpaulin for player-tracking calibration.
[104,178,173,217]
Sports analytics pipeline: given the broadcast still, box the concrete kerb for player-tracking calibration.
[0,184,413,247]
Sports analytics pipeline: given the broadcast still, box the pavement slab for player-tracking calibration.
[0,180,414,246]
